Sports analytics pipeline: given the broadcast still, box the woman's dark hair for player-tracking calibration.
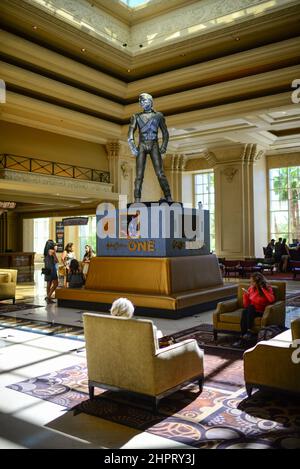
[85,245,94,258]
[250,272,268,296]
[64,242,73,252]
[43,239,55,257]
[69,259,80,273]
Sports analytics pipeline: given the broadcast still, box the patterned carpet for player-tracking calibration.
[160,323,256,353]
[7,362,300,449]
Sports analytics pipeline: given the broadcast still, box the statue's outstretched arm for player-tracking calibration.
[159,114,169,154]
[128,114,139,157]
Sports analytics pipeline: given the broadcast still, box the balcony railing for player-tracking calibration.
[0,153,110,183]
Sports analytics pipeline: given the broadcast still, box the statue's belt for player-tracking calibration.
[139,137,158,143]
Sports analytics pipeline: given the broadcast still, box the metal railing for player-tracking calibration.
[0,153,110,183]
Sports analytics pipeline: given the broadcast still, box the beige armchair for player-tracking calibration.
[244,318,300,396]
[0,269,17,303]
[83,313,204,411]
[213,281,286,341]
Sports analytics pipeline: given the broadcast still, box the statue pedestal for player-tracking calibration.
[96,202,210,257]
[56,202,237,317]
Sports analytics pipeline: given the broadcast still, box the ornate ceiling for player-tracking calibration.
[1,0,300,158]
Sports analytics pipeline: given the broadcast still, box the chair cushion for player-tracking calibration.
[0,274,10,284]
[220,309,262,325]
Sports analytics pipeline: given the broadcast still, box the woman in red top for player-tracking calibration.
[240,272,275,340]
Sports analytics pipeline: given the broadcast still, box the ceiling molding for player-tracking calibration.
[1,91,122,143]
[2,0,300,79]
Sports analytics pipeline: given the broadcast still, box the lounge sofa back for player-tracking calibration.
[85,255,223,296]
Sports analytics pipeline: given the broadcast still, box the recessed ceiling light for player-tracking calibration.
[127,69,131,72]
[235,37,240,41]
[81,48,87,52]
[32,25,38,30]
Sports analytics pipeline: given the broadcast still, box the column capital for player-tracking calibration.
[202,149,217,167]
[242,144,266,163]
[106,140,130,158]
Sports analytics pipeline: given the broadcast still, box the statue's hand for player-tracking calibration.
[160,147,167,155]
[128,141,139,156]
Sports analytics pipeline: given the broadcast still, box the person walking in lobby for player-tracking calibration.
[44,242,59,304]
[234,272,275,346]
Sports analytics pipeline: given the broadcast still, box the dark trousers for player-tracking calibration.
[240,305,261,335]
[134,141,171,200]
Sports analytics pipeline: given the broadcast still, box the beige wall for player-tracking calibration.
[0,121,108,171]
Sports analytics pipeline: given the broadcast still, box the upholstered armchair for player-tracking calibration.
[83,313,204,411]
[213,281,286,341]
[244,318,300,396]
[0,269,17,303]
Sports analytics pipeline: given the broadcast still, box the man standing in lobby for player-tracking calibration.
[128,93,173,203]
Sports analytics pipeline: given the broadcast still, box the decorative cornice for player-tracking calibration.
[0,169,113,194]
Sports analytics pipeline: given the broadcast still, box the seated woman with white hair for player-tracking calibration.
[110,297,163,344]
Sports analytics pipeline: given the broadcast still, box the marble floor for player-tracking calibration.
[0,271,300,449]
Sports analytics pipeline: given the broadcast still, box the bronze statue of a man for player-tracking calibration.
[128,93,173,203]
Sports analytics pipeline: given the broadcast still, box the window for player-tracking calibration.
[194,171,215,251]
[269,166,300,242]
[33,218,49,255]
[78,216,96,259]
[120,0,151,7]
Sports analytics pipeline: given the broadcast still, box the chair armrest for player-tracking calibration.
[156,339,201,356]
[213,299,239,326]
[261,301,286,327]
[153,339,204,394]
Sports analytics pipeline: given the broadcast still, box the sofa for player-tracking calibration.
[0,269,17,303]
[213,281,286,340]
[83,312,204,411]
[56,255,237,318]
[244,318,300,396]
